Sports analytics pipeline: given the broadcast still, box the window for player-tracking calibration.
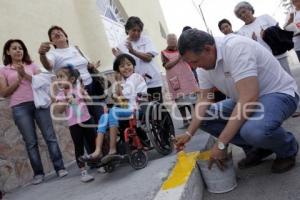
[97,0,127,47]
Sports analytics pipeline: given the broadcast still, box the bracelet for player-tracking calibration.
[185,131,193,138]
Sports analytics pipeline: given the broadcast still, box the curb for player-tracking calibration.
[154,151,206,200]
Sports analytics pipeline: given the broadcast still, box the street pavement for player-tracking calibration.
[4,109,209,200]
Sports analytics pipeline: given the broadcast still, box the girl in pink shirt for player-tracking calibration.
[53,66,96,182]
[0,39,67,185]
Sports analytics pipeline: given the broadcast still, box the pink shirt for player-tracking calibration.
[0,63,39,107]
[56,87,91,127]
[161,49,198,100]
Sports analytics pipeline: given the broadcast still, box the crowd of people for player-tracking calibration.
[0,15,168,184]
[0,0,300,188]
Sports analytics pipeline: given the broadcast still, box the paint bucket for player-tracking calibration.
[197,149,237,193]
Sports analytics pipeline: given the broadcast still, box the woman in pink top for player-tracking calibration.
[0,39,67,185]
[161,34,198,128]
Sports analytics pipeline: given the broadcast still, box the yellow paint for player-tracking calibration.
[162,150,211,190]
[197,150,211,161]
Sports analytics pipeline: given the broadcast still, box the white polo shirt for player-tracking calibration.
[197,35,298,101]
[117,35,162,88]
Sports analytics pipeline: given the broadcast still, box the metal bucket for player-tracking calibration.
[197,152,237,193]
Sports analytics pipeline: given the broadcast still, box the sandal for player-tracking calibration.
[79,154,103,163]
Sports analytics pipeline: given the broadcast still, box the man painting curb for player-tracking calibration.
[175,29,299,173]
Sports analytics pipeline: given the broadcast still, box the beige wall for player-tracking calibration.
[0,0,113,69]
[0,0,168,71]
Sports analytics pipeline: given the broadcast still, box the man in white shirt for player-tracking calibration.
[175,29,299,173]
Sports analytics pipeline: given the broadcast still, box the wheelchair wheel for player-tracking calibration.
[145,102,175,155]
[129,150,148,170]
[104,163,115,173]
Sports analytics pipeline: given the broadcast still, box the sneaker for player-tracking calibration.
[80,170,94,183]
[238,148,273,169]
[32,175,44,185]
[57,169,68,178]
[97,167,106,173]
[271,156,296,173]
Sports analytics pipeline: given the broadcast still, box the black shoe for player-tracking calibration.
[271,142,298,173]
[238,148,273,169]
[271,156,296,173]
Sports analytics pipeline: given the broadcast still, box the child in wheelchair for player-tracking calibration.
[80,53,148,163]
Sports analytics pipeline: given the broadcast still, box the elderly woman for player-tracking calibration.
[161,34,198,128]
[234,1,292,75]
[112,16,163,102]
[38,25,104,122]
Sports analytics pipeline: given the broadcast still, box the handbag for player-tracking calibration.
[75,46,111,99]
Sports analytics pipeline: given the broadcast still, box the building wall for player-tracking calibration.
[0,0,168,191]
[0,0,168,70]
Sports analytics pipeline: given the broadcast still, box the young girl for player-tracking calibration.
[54,66,96,182]
[81,53,147,162]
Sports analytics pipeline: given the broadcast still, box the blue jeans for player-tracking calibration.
[97,106,134,133]
[12,102,65,176]
[200,93,299,158]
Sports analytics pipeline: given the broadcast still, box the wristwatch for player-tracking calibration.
[217,141,227,150]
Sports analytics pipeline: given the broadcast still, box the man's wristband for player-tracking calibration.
[185,131,193,138]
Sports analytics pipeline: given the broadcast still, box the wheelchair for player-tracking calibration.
[93,98,175,173]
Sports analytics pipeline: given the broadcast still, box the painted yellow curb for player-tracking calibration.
[162,151,210,190]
